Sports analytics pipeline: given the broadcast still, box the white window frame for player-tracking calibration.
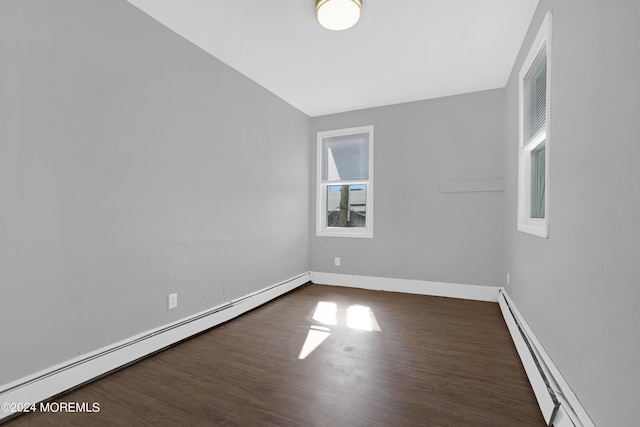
[316,125,374,238]
[518,12,552,238]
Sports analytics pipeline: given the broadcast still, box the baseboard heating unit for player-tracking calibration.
[498,289,595,427]
[0,272,311,423]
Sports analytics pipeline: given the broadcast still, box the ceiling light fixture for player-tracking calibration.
[316,0,362,31]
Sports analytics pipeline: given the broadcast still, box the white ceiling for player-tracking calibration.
[126,0,539,117]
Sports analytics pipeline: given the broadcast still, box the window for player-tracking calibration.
[518,12,551,238]
[316,126,373,238]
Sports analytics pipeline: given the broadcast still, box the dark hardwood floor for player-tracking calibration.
[5,284,546,426]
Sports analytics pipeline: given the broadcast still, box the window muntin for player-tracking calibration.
[317,126,373,238]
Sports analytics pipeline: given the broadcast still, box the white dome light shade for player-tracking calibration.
[316,0,362,31]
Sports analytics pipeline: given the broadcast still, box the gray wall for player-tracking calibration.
[4,1,635,423]
[0,0,310,386]
[504,1,640,425]
[311,90,505,287]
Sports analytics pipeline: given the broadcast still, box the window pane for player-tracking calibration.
[321,133,369,181]
[530,142,546,219]
[524,44,547,141]
[327,184,366,228]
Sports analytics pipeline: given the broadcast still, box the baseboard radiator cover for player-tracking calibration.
[498,289,595,427]
[0,272,311,422]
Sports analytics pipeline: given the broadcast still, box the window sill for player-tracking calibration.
[316,228,373,239]
[517,221,548,238]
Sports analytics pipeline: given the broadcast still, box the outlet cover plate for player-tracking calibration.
[168,293,178,310]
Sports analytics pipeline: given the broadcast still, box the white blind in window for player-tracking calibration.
[524,44,547,141]
[321,133,369,181]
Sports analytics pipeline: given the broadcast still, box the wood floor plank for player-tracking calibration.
[4,284,546,426]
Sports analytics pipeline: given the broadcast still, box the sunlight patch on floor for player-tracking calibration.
[298,325,332,360]
[346,304,381,331]
[312,301,338,325]
[298,301,382,359]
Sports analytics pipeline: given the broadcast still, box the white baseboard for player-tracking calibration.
[498,289,595,427]
[0,272,310,422]
[310,271,501,302]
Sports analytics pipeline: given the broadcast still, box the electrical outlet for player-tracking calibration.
[334,257,341,266]
[168,293,178,310]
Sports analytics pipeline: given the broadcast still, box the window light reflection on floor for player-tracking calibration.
[297,326,331,360]
[312,301,338,325]
[346,304,381,331]
[298,301,381,359]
